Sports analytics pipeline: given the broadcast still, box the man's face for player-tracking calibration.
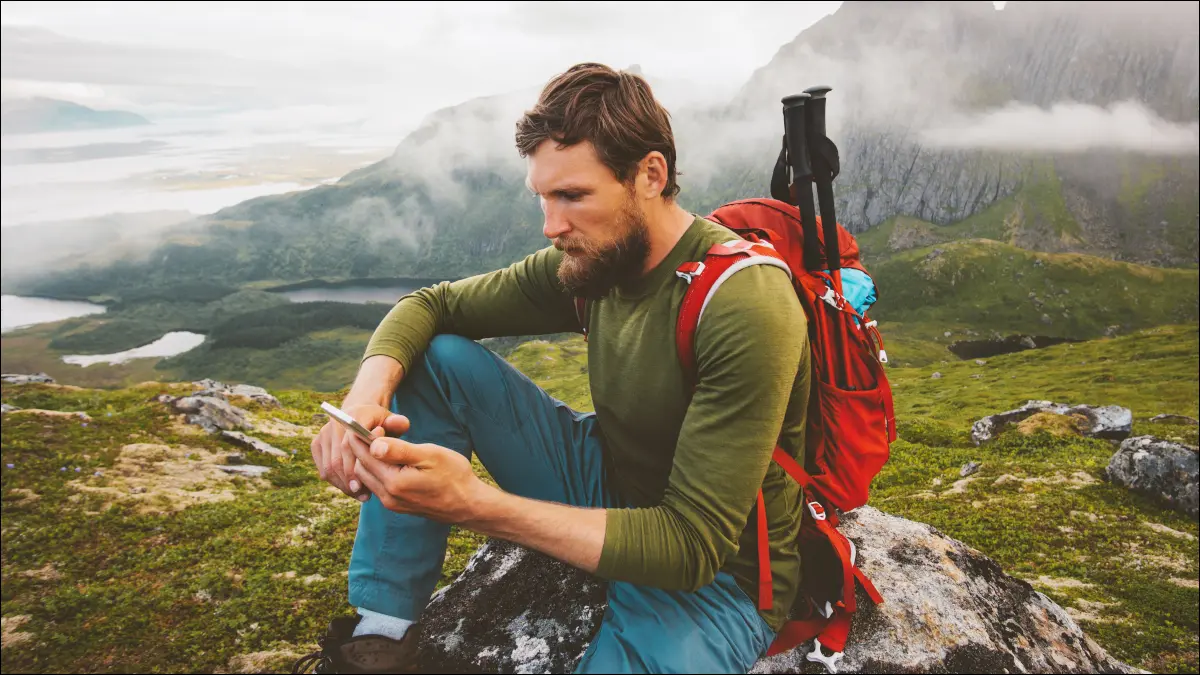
[526,139,650,299]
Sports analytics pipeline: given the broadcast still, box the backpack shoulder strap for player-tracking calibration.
[675,239,792,385]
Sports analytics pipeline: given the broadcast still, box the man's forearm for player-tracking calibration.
[344,354,406,408]
[463,482,607,574]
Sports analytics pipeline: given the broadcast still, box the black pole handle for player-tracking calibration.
[803,85,840,273]
[782,94,821,272]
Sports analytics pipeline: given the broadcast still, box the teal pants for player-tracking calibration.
[347,335,776,673]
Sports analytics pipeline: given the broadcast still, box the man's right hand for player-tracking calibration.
[311,403,410,500]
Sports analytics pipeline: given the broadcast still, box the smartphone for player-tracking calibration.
[320,401,376,444]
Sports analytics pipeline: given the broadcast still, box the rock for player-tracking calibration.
[1148,414,1199,426]
[220,431,289,458]
[225,453,247,465]
[1,372,55,385]
[414,508,1133,674]
[216,465,271,478]
[1040,313,1053,325]
[943,331,952,338]
[960,461,982,477]
[1,403,20,414]
[1105,436,1198,518]
[193,378,281,407]
[931,372,943,379]
[6,409,91,422]
[974,359,987,365]
[170,395,251,432]
[971,401,1132,446]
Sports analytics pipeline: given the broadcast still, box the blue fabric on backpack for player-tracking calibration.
[831,267,876,317]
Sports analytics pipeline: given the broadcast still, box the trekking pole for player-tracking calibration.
[802,85,850,391]
[803,85,841,294]
[781,94,822,273]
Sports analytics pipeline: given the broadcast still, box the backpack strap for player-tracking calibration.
[675,239,792,613]
[675,239,792,387]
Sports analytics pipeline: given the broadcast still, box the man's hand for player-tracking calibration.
[348,427,607,574]
[346,421,483,523]
[311,404,409,501]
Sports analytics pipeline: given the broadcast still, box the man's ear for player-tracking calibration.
[638,151,669,200]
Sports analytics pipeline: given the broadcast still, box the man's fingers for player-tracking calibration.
[382,413,411,436]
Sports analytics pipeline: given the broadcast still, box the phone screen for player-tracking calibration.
[320,402,375,443]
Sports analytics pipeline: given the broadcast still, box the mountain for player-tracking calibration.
[11,0,1198,302]
[0,97,151,135]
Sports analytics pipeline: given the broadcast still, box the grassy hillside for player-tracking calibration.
[869,239,1199,342]
[2,325,1197,673]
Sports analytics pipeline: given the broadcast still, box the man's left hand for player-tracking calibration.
[346,422,485,525]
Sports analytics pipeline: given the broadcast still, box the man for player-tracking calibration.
[297,62,811,674]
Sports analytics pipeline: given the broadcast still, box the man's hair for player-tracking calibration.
[515,63,680,200]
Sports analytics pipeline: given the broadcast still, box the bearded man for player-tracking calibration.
[298,62,811,674]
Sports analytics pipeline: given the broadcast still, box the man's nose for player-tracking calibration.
[542,201,571,240]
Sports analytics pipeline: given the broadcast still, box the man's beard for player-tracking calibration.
[554,197,651,300]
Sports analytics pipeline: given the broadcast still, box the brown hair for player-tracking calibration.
[515,63,680,200]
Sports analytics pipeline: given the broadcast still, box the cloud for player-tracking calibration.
[918,99,1200,156]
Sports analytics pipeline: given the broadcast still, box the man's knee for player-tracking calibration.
[423,334,491,377]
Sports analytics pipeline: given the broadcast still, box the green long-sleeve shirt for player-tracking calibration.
[363,214,811,631]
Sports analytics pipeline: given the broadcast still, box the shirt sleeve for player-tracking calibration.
[595,262,808,591]
[362,245,582,374]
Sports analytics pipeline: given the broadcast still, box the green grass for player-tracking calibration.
[2,325,1197,673]
[870,239,1199,340]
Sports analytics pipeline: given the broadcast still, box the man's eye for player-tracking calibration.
[563,193,582,202]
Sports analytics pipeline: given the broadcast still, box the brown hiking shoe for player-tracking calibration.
[291,614,422,674]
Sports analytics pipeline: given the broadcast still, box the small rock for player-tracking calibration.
[225,453,247,465]
[1040,313,1052,325]
[931,372,943,379]
[970,374,982,379]
[1105,436,1198,518]
[221,431,289,458]
[130,486,147,495]
[1149,414,1199,426]
[1,372,55,384]
[216,465,271,478]
[1,403,20,414]
[194,379,282,407]
[960,461,982,477]
[943,331,952,338]
[974,359,987,366]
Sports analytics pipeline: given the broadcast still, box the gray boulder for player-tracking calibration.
[216,464,271,478]
[413,507,1133,674]
[220,430,289,458]
[193,378,281,407]
[1,403,20,414]
[170,395,251,432]
[1105,436,1199,518]
[1,372,55,385]
[971,400,1132,446]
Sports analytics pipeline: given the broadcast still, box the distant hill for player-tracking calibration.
[1,97,150,135]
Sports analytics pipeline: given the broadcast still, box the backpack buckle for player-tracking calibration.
[807,638,845,674]
[675,261,706,284]
[807,500,827,521]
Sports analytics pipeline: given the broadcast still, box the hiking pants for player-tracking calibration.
[347,334,776,673]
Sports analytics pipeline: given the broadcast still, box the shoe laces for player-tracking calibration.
[291,634,338,674]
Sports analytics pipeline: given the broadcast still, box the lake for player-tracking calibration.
[62,331,207,367]
[1,295,108,333]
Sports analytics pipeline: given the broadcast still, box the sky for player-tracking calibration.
[1,1,856,124]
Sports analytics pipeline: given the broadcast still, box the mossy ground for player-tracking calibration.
[2,325,1197,673]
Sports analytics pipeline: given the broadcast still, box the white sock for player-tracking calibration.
[353,608,414,641]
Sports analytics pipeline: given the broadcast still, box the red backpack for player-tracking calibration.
[574,197,897,668]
